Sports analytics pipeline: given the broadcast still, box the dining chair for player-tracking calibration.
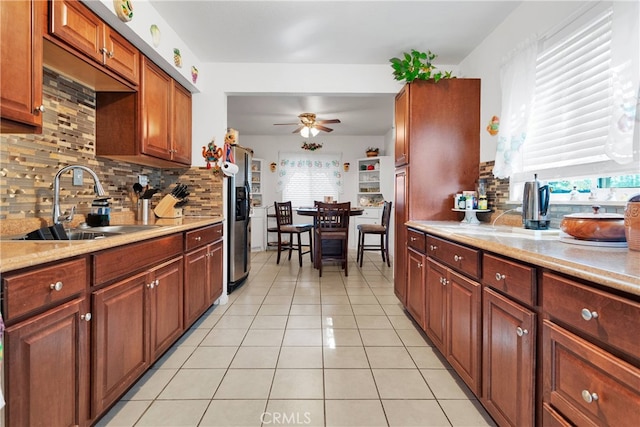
[356,200,392,267]
[313,201,351,277]
[274,201,314,267]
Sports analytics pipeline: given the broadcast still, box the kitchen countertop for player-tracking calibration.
[0,216,223,274]
[407,221,640,297]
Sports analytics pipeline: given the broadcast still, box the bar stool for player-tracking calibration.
[274,201,313,267]
[314,201,351,277]
[356,200,392,267]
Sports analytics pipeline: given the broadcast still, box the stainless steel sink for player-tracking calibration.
[5,224,160,241]
[75,225,160,234]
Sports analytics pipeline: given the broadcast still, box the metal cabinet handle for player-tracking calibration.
[581,390,599,403]
[417,262,422,268]
[495,273,505,281]
[454,254,463,262]
[410,237,417,242]
[81,313,92,322]
[516,327,528,337]
[147,282,154,289]
[50,281,63,291]
[429,245,438,251]
[439,277,448,285]
[35,105,45,113]
[107,50,114,58]
[581,308,599,321]
[194,236,202,241]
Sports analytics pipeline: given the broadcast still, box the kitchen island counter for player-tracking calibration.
[407,220,640,297]
[0,216,223,273]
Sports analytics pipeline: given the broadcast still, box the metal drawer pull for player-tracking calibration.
[417,262,422,268]
[81,313,92,322]
[194,236,202,241]
[429,245,437,251]
[410,237,417,242]
[147,282,154,289]
[439,277,448,285]
[495,273,506,281]
[35,105,45,113]
[581,390,599,403]
[50,281,64,291]
[581,309,599,321]
[516,327,528,337]
[454,254,463,262]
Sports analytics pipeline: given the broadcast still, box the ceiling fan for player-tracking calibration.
[274,113,341,137]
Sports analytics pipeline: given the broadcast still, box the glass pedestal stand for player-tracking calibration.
[452,209,491,224]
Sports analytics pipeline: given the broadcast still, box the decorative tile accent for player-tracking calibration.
[0,68,222,229]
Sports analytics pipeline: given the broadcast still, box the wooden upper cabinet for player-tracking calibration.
[394,84,409,166]
[49,0,139,85]
[0,0,44,133]
[171,82,193,165]
[141,58,172,160]
[141,57,192,166]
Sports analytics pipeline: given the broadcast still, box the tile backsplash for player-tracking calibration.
[0,68,222,226]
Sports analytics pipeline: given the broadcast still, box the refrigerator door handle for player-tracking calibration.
[244,182,251,226]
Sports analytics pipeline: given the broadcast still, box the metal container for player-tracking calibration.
[522,174,550,229]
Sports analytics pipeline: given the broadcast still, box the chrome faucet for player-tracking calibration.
[53,165,106,225]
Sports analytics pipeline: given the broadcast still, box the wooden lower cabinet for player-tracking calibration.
[393,166,408,305]
[184,224,224,326]
[5,297,90,427]
[92,270,148,418]
[542,320,640,426]
[406,246,426,328]
[425,257,481,395]
[92,256,183,418]
[482,287,536,427]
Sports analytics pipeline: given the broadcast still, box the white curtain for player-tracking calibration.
[276,152,343,207]
[605,0,640,164]
[493,37,539,179]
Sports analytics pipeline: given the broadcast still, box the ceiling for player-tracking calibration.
[148,1,522,136]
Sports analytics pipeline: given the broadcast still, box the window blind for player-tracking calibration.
[516,7,619,182]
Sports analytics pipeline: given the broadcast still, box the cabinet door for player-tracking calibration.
[0,0,43,132]
[92,271,149,417]
[171,82,192,165]
[406,247,426,329]
[184,246,210,326]
[394,84,409,166]
[141,58,172,161]
[149,257,184,360]
[5,298,90,427]
[50,0,103,62]
[103,26,139,84]
[482,287,536,427]
[394,167,408,304]
[447,269,481,395]
[425,258,447,351]
[209,240,224,303]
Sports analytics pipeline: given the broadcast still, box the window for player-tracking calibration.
[503,2,639,200]
[277,152,343,207]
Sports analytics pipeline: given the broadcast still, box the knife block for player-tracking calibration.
[154,194,181,218]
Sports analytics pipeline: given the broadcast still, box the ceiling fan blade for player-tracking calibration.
[273,122,300,126]
[316,119,341,124]
[292,125,304,134]
[315,125,334,133]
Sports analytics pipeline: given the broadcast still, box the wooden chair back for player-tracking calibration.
[274,201,294,228]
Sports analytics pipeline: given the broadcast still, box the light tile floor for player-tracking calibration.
[97,250,496,427]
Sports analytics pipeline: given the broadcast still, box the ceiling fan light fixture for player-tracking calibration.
[300,126,310,138]
[310,127,319,137]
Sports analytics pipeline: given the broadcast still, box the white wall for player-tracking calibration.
[241,134,387,208]
[458,1,590,162]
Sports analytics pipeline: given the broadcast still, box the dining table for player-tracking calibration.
[295,206,364,269]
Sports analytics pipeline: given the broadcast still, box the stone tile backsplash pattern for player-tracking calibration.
[0,68,222,224]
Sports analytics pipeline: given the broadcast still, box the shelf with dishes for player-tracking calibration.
[357,156,390,207]
[251,158,263,207]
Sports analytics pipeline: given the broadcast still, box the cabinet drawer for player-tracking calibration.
[542,272,640,358]
[427,235,480,279]
[482,253,536,306]
[185,223,223,251]
[407,228,425,253]
[3,258,87,321]
[93,234,182,285]
[543,321,640,427]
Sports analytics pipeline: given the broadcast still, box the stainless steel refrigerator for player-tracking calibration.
[227,145,252,292]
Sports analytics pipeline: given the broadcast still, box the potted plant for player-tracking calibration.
[389,49,454,83]
[366,147,379,157]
